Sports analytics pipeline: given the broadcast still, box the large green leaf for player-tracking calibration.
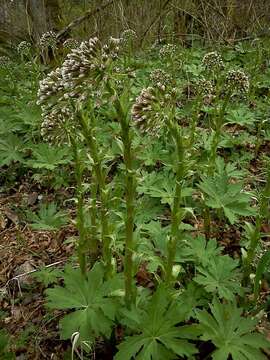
[195,297,270,360]
[46,263,123,348]
[115,287,198,360]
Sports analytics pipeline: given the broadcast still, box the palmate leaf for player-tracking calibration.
[138,170,193,206]
[0,134,25,166]
[115,287,198,360]
[28,202,68,230]
[46,263,123,347]
[195,297,270,360]
[26,143,71,170]
[194,255,243,301]
[177,235,223,266]
[198,169,255,224]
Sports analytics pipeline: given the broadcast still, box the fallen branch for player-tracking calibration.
[56,0,114,42]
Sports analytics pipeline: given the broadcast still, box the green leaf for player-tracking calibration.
[0,134,25,166]
[196,297,270,360]
[115,286,198,360]
[198,165,255,224]
[26,143,71,170]
[178,235,223,266]
[46,263,123,346]
[138,170,193,206]
[194,256,243,300]
[32,267,63,287]
[27,202,68,230]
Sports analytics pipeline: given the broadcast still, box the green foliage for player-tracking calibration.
[194,255,243,300]
[32,266,63,287]
[115,287,198,360]
[0,330,15,360]
[198,165,255,224]
[26,143,71,170]
[225,106,255,127]
[0,134,25,166]
[195,297,270,360]
[46,263,123,348]
[138,170,193,206]
[27,202,68,230]
[254,250,270,301]
[179,235,222,266]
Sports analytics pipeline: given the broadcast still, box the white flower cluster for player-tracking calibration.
[225,69,250,94]
[150,69,172,91]
[0,56,11,68]
[202,51,224,70]
[17,41,31,56]
[196,77,214,96]
[121,29,137,43]
[37,37,120,143]
[40,31,57,49]
[159,44,177,58]
[63,38,80,50]
[132,85,176,134]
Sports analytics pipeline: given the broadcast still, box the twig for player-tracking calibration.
[56,0,114,42]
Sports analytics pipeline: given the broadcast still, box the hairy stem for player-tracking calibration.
[113,94,137,307]
[165,120,184,284]
[78,111,113,278]
[70,136,87,275]
[243,166,270,283]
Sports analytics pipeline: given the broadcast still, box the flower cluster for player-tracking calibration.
[132,86,176,134]
[202,51,224,71]
[0,56,11,68]
[150,69,172,90]
[63,38,80,50]
[37,37,120,143]
[40,31,57,49]
[159,44,177,58]
[41,106,74,143]
[17,41,31,56]
[37,67,64,107]
[225,69,250,94]
[121,29,137,43]
[196,77,214,96]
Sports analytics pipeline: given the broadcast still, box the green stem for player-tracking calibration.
[113,94,137,307]
[88,177,99,265]
[165,120,184,284]
[243,167,270,283]
[70,136,87,275]
[78,111,113,278]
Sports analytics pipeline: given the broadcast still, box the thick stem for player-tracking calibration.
[78,111,113,278]
[113,95,137,307]
[165,121,184,284]
[70,136,87,275]
[88,178,99,265]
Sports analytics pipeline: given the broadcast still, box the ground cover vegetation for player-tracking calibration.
[1,19,270,360]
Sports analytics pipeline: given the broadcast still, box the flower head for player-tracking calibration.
[196,77,214,96]
[17,41,31,56]
[150,69,172,90]
[0,56,11,68]
[121,29,137,43]
[202,51,224,71]
[225,69,249,94]
[40,31,57,49]
[63,38,80,50]
[159,44,177,58]
[132,86,176,134]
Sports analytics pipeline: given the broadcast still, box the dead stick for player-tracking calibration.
[56,0,114,41]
